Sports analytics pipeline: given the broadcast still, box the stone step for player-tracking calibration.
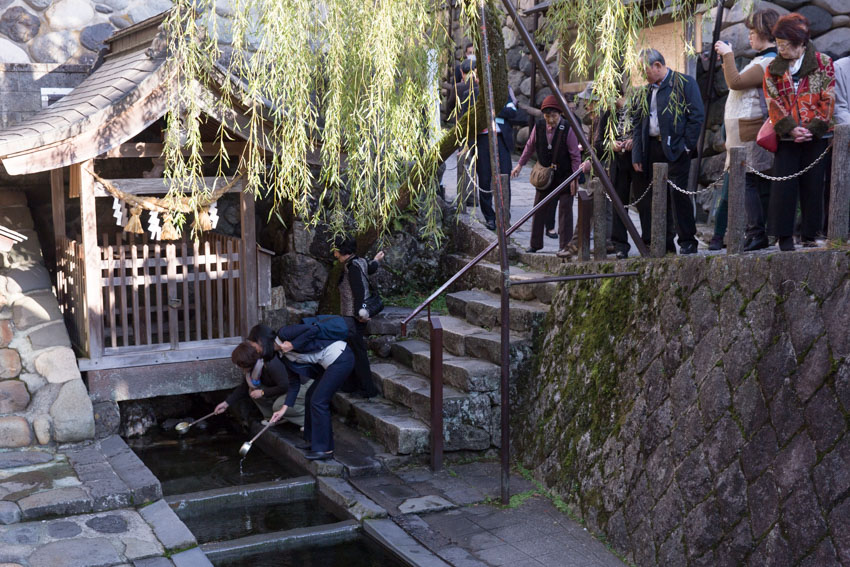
[514,250,569,274]
[410,314,531,365]
[444,254,557,305]
[445,289,548,334]
[331,393,430,456]
[391,340,500,393]
[452,212,520,263]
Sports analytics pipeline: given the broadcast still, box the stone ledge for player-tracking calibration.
[17,486,92,520]
[139,500,197,552]
[107,449,161,505]
[317,476,387,522]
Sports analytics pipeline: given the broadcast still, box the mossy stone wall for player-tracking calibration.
[514,250,850,566]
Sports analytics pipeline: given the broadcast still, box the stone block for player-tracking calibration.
[108,450,161,504]
[50,379,95,442]
[122,536,163,561]
[733,375,767,438]
[275,252,329,302]
[698,367,731,427]
[0,501,20,524]
[740,425,778,481]
[88,478,133,511]
[0,380,29,413]
[12,292,61,330]
[0,450,51,468]
[651,483,683,545]
[0,416,31,447]
[748,470,779,539]
[0,6,40,43]
[81,23,114,52]
[92,400,121,438]
[0,349,21,379]
[99,433,129,458]
[317,476,387,520]
[832,14,850,27]
[814,28,850,59]
[27,322,71,350]
[715,461,746,532]
[35,347,80,383]
[134,558,175,567]
[780,479,827,560]
[139,499,196,552]
[769,384,804,446]
[813,436,850,508]
[813,0,850,14]
[683,498,723,560]
[773,432,817,498]
[676,449,712,508]
[170,547,213,567]
[0,320,10,347]
[703,413,743,474]
[749,525,793,567]
[45,0,95,29]
[32,416,50,444]
[798,5,832,36]
[795,337,830,403]
[18,373,43,394]
[804,386,845,452]
[17,486,91,520]
[3,265,50,293]
[28,537,121,567]
[829,498,850,564]
[29,31,78,64]
[823,281,850,359]
[799,539,840,567]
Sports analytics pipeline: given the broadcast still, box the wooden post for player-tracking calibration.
[75,160,104,359]
[829,124,850,242]
[592,178,607,260]
[651,162,668,258]
[166,243,179,349]
[50,168,65,248]
[726,146,747,254]
[577,189,592,261]
[240,177,258,336]
[457,149,473,212]
[499,173,511,227]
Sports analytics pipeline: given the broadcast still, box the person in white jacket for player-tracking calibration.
[834,57,850,126]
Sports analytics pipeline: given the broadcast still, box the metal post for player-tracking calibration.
[499,173,511,226]
[577,189,592,261]
[477,0,512,506]
[829,124,850,242]
[592,178,607,260]
[429,317,444,472]
[726,146,746,254]
[651,163,669,258]
[500,0,649,257]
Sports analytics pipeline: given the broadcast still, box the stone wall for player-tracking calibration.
[514,251,850,566]
[0,188,95,447]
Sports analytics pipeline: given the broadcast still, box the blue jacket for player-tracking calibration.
[632,69,704,168]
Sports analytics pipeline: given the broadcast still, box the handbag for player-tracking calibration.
[756,119,778,152]
[362,293,384,318]
[529,121,566,191]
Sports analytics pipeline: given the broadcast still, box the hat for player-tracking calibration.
[460,59,476,74]
[577,82,599,101]
[540,94,561,113]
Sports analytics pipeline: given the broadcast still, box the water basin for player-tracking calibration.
[213,536,409,567]
[128,424,302,496]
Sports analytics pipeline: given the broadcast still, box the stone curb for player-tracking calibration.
[17,486,92,521]
[100,435,162,505]
[166,477,315,517]
[170,547,214,567]
[139,499,197,552]
[317,476,388,522]
[363,518,452,567]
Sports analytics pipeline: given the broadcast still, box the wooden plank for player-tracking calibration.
[103,142,247,159]
[181,242,190,343]
[130,243,141,346]
[142,244,152,345]
[240,177,258,335]
[50,169,65,249]
[105,244,117,348]
[226,239,235,338]
[77,160,103,359]
[166,243,179,349]
[215,239,224,339]
[93,176,243,197]
[193,240,202,342]
[154,243,164,344]
[119,240,129,346]
[204,240,214,340]
[87,340,242,366]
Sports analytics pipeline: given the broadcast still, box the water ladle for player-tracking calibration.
[238,421,275,457]
[174,411,217,434]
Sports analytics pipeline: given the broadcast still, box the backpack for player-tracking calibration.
[302,315,350,341]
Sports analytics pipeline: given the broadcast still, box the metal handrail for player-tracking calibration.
[400,167,583,334]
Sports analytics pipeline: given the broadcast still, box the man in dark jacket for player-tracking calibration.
[215,325,309,427]
[632,48,705,254]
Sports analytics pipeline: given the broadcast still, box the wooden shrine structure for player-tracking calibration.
[0,13,278,401]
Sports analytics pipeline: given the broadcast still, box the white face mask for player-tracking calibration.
[467,54,476,62]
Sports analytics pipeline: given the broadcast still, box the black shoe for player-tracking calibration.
[295,441,312,450]
[545,230,558,240]
[525,246,541,253]
[743,234,769,252]
[615,249,628,260]
[486,219,496,231]
[707,236,724,251]
[778,236,795,251]
[304,451,334,461]
[679,242,698,255]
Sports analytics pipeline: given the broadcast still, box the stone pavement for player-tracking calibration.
[0,435,211,567]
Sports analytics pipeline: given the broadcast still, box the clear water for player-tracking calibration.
[128,424,302,496]
[214,536,409,567]
[181,499,339,544]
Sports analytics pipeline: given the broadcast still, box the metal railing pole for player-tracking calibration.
[430,317,444,471]
[592,179,608,260]
[500,0,649,257]
[651,163,669,258]
[726,146,746,254]
[829,124,850,242]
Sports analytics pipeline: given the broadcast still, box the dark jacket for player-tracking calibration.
[278,323,347,407]
[339,257,379,318]
[249,324,276,363]
[224,325,289,406]
[535,117,574,184]
[631,69,704,168]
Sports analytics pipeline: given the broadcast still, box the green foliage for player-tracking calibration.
[384,290,447,315]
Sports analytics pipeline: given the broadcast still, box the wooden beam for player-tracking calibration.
[93,176,242,197]
[102,142,247,159]
[240,176,258,336]
[77,160,104,359]
[50,168,65,246]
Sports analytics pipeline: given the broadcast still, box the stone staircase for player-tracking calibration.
[332,214,561,457]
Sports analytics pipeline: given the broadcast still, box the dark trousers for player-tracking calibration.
[769,138,828,240]
[530,178,574,250]
[611,151,640,252]
[342,317,377,397]
[745,171,771,240]
[476,133,513,223]
[303,348,354,453]
[634,139,696,250]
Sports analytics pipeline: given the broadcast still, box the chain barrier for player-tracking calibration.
[746,145,831,182]
[667,171,726,196]
[600,180,653,208]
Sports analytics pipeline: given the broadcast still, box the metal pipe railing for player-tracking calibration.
[429,317,444,471]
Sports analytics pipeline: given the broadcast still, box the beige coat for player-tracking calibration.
[721,51,776,172]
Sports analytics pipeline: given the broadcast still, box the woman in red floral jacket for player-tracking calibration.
[763,13,834,251]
